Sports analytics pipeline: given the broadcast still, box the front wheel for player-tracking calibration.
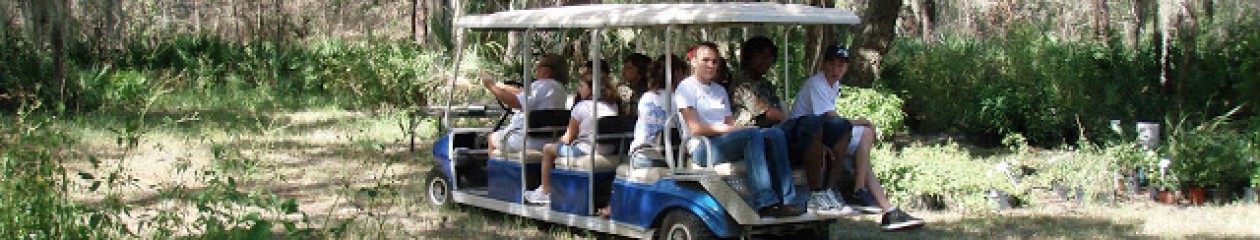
[656,209,716,240]
[423,166,454,209]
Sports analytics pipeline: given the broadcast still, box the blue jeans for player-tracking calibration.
[691,128,797,209]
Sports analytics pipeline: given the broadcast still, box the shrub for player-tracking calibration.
[834,86,906,138]
[1165,114,1255,188]
[873,143,1021,212]
[1,115,127,238]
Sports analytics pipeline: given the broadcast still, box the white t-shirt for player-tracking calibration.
[506,79,567,130]
[789,72,841,118]
[673,76,732,148]
[629,90,669,156]
[499,78,567,151]
[569,100,618,152]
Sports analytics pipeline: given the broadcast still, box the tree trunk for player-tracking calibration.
[1094,0,1110,44]
[849,0,902,88]
[52,0,66,109]
[413,0,423,44]
[804,0,835,74]
[910,0,937,42]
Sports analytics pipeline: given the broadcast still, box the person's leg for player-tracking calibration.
[541,143,559,193]
[801,134,827,190]
[863,169,893,210]
[825,135,851,191]
[703,129,778,209]
[760,127,797,205]
[851,126,872,194]
[488,132,501,158]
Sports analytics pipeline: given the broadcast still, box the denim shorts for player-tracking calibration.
[556,143,587,157]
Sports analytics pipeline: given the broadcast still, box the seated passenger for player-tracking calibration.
[526,69,621,204]
[730,36,851,216]
[619,53,652,115]
[598,54,686,217]
[483,54,569,156]
[789,45,924,231]
[676,42,802,217]
[628,54,687,168]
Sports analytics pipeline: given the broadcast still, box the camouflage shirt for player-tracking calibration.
[730,72,783,128]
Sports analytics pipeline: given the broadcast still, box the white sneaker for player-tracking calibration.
[808,191,834,213]
[823,189,856,216]
[809,190,853,216]
[524,188,550,204]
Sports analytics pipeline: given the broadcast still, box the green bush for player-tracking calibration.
[1,116,127,238]
[834,86,906,138]
[1165,116,1255,188]
[872,143,1021,212]
[881,21,1258,146]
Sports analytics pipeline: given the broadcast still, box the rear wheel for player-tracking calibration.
[424,166,454,209]
[656,209,716,240]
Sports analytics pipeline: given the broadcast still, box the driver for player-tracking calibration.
[481,54,570,155]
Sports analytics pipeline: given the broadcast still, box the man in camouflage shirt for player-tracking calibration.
[729,36,855,216]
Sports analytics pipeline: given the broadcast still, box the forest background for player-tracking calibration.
[1,0,1257,238]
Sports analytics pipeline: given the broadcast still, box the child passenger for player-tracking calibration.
[526,66,621,204]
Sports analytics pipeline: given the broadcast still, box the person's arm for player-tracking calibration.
[558,117,580,143]
[680,108,744,136]
[481,72,523,109]
[764,107,787,123]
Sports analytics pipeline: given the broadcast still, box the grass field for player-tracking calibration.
[19,100,1258,239]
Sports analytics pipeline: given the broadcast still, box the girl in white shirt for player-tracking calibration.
[526,70,620,204]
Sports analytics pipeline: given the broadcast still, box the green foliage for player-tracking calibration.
[1165,113,1255,187]
[1,112,128,238]
[833,86,906,138]
[882,20,1260,146]
[3,35,447,113]
[872,143,1020,212]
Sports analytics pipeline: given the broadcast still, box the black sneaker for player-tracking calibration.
[850,188,883,214]
[880,208,925,231]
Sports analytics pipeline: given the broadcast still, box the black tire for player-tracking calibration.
[656,210,716,240]
[424,166,454,209]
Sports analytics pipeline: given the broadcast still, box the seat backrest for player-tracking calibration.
[524,109,571,137]
[526,109,571,127]
[596,115,637,134]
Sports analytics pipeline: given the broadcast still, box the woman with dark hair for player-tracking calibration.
[619,53,652,114]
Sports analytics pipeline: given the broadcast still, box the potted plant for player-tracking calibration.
[1147,159,1180,204]
[1165,117,1252,205]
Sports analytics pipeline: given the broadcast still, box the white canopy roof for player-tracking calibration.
[455,3,861,30]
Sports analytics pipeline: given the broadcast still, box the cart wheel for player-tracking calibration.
[424,166,453,209]
[657,209,715,240]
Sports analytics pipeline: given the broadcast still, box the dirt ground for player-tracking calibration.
[60,110,1260,239]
